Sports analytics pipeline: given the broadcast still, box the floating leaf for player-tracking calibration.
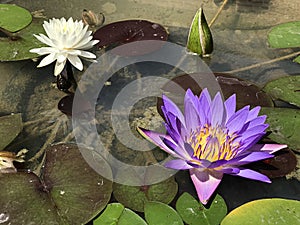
[176,192,227,225]
[0,4,32,32]
[93,20,168,56]
[145,201,184,225]
[0,143,113,225]
[263,75,300,107]
[113,176,178,212]
[0,18,45,61]
[268,21,300,48]
[221,198,300,225]
[157,73,273,117]
[93,203,147,225]
[0,113,22,150]
[260,107,300,151]
[186,8,213,56]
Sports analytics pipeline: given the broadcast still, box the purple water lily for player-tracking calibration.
[138,88,287,204]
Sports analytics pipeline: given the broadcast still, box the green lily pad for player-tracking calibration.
[93,203,147,225]
[268,21,300,49]
[260,107,300,151]
[263,75,300,107]
[221,198,300,225]
[0,4,32,32]
[176,192,227,225]
[0,143,113,225]
[0,18,45,61]
[144,201,184,225]
[113,175,178,212]
[0,113,22,150]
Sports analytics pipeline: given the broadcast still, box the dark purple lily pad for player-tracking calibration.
[93,20,168,56]
[58,93,92,117]
[248,148,297,178]
[157,73,273,117]
[0,143,112,225]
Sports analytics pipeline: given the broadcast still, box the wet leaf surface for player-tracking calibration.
[0,143,113,225]
[0,4,32,32]
[144,201,184,225]
[157,73,273,117]
[268,21,300,48]
[260,107,300,151]
[176,192,227,225]
[0,113,22,150]
[221,198,300,225]
[113,176,178,212]
[93,20,168,56]
[263,75,300,107]
[0,18,45,61]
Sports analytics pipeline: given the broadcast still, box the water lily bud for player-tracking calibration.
[186,8,213,57]
[81,9,105,28]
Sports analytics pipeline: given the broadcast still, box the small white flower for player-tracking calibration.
[30,17,99,76]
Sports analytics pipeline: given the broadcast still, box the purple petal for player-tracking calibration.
[239,133,266,151]
[184,94,200,132]
[211,92,226,126]
[226,106,250,134]
[250,144,288,154]
[227,151,273,166]
[165,159,194,170]
[137,127,177,156]
[240,124,268,140]
[247,115,267,129]
[162,94,185,124]
[232,168,271,183]
[224,94,236,122]
[198,88,212,125]
[246,106,261,122]
[189,168,223,205]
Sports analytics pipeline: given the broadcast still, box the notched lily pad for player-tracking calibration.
[260,107,300,151]
[0,143,113,225]
[268,21,300,48]
[0,113,22,150]
[157,73,273,117]
[263,75,300,107]
[221,198,300,225]
[176,192,227,225]
[0,18,45,61]
[113,176,178,212]
[93,20,168,56]
[0,4,32,32]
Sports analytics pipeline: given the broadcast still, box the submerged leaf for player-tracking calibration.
[263,75,300,107]
[176,192,227,225]
[0,143,113,225]
[145,201,184,225]
[0,4,32,32]
[221,198,300,225]
[186,8,213,56]
[0,113,22,150]
[260,107,300,151]
[268,21,300,48]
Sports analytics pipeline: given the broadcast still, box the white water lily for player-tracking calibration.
[30,17,99,76]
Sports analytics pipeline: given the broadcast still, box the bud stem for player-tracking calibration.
[209,0,229,27]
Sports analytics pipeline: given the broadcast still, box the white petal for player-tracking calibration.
[30,47,57,55]
[54,60,66,76]
[78,50,97,59]
[68,55,83,71]
[37,53,57,67]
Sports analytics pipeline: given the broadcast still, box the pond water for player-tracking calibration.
[0,0,299,215]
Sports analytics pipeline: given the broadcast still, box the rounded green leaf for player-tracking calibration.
[221,198,300,225]
[263,75,300,107]
[260,107,300,151]
[0,18,46,61]
[0,144,113,225]
[113,176,178,212]
[0,113,22,150]
[145,201,184,225]
[176,192,227,225]
[93,203,125,225]
[268,21,300,48]
[118,208,147,225]
[0,4,32,32]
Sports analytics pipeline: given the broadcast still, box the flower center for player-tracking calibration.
[189,125,240,162]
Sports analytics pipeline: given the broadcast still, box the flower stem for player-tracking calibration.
[209,0,229,27]
[222,50,300,74]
